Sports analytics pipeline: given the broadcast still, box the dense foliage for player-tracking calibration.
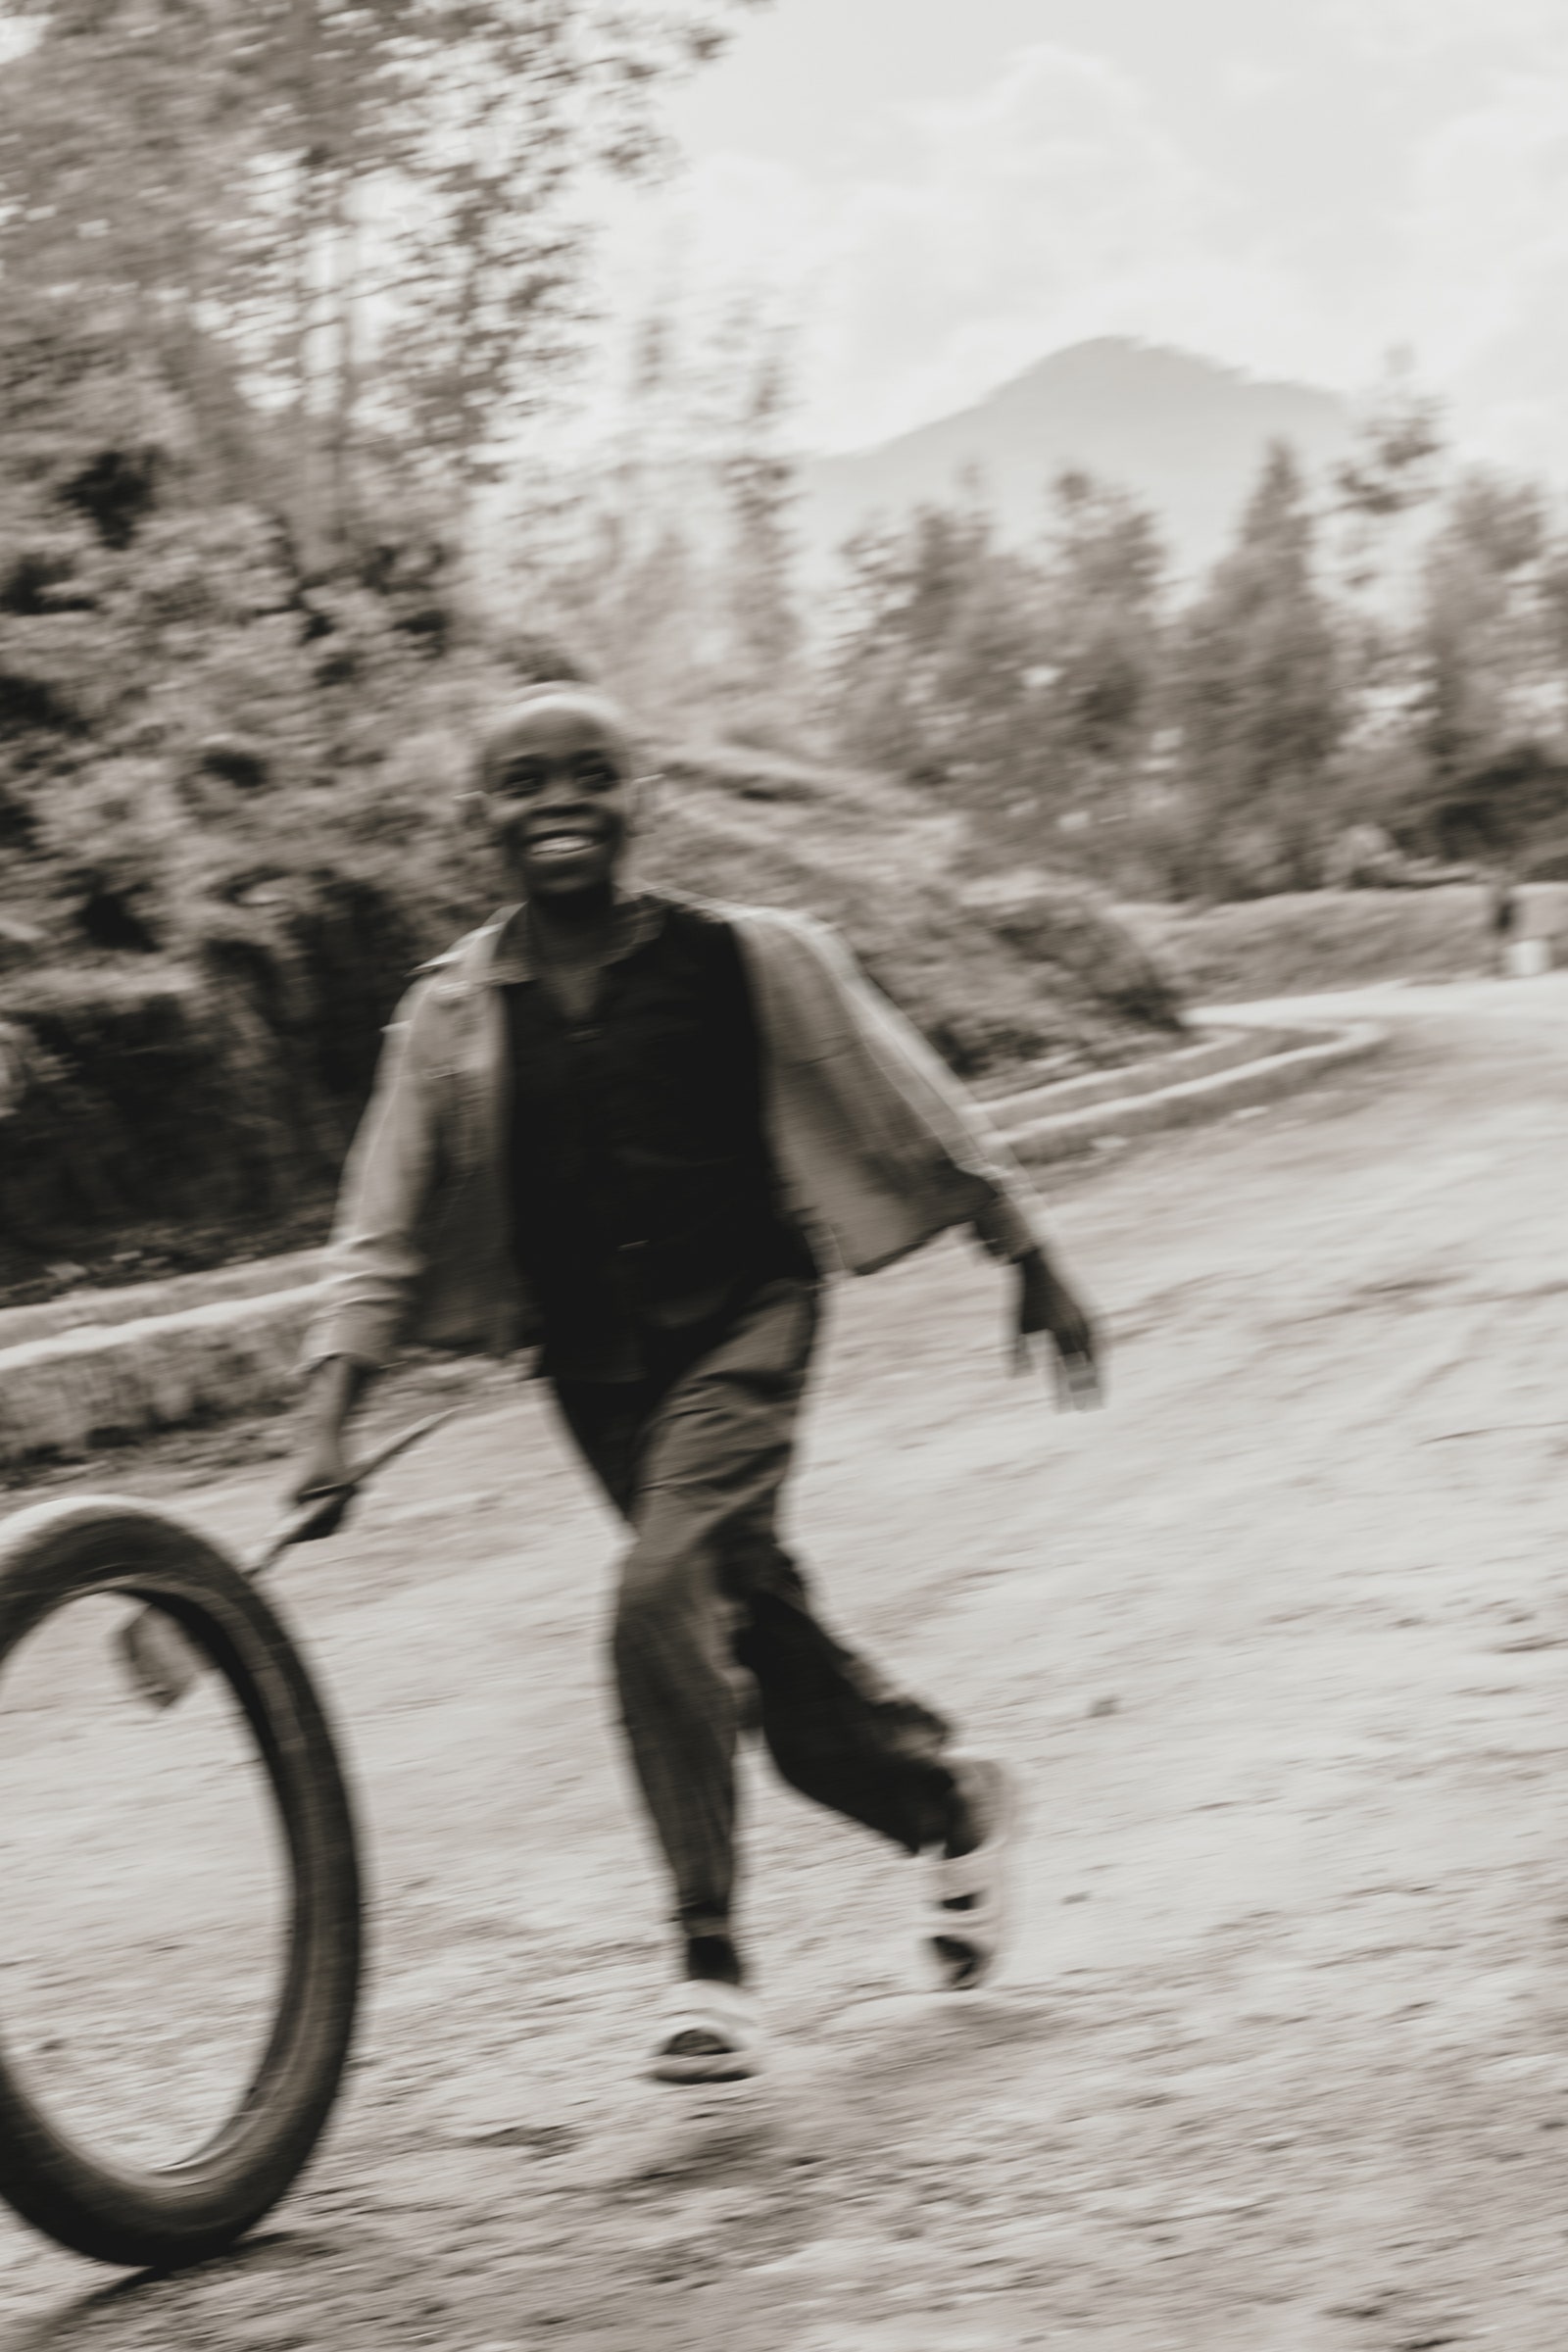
[0,0,778,1293]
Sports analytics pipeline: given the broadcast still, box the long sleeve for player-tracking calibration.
[737,905,1047,1277]
[803,919,1045,1261]
[303,984,442,1372]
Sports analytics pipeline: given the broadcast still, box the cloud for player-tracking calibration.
[813,47,1223,441]
[1397,63,1568,471]
[1404,74,1568,360]
[1323,0,1563,55]
[584,25,1568,482]
[1217,58,1288,105]
[597,46,1325,450]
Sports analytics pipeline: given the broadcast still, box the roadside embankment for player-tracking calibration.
[1122,881,1568,1004]
[997,1014,1382,1165]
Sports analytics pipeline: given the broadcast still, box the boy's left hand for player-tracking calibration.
[1014,1249,1102,1409]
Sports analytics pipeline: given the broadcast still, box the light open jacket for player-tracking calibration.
[306,895,1048,1371]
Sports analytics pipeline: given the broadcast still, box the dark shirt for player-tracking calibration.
[504,901,814,1382]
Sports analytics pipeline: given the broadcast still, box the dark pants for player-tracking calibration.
[553,1279,958,1940]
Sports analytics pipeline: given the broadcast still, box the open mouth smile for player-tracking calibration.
[526,829,603,858]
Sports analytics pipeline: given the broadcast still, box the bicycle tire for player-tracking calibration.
[0,1495,363,2271]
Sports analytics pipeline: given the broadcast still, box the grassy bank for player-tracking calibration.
[1122,883,1568,1004]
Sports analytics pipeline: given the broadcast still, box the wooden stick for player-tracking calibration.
[117,1409,457,1712]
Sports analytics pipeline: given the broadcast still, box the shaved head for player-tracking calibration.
[476,684,638,791]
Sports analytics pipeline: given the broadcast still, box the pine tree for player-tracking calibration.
[719,336,800,694]
[1038,468,1166,822]
[829,484,1047,808]
[1170,442,1342,893]
[1416,471,1568,857]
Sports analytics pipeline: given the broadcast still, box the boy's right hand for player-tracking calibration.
[286,1437,356,1538]
[287,1356,371,1537]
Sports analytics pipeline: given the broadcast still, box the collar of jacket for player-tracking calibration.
[420,896,666,999]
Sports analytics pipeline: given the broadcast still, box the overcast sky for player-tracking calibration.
[589,0,1568,469]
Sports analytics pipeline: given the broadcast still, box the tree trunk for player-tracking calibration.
[289,0,326,568]
[327,170,358,552]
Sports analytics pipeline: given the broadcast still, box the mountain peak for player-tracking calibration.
[804,338,1353,575]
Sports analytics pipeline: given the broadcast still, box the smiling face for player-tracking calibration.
[475,690,642,904]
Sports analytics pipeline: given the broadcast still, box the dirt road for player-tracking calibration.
[2,976,1566,2351]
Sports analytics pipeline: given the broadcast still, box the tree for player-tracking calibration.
[1413,470,1568,858]
[500,301,720,721]
[1334,353,1446,543]
[1312,356,1448,833]
[1169,442,1342,893]
[1035,468,1166,820]
[495,300,808,738]
[0,2,264,509]
[718,331,800,694]
[0,0,771,564]
[829,488,1048,808]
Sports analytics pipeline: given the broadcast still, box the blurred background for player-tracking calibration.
[3,0,1567,1302]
